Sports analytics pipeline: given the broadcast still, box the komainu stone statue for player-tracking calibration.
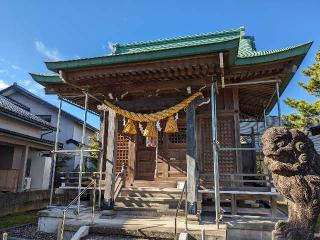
[262,127,320,240]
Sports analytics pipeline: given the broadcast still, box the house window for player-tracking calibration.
[36,115,52,123]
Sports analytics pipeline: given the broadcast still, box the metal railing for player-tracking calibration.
[2,232,8,240]
[114,164,126,201]
[59,178,97,240]
[174,180,188,237]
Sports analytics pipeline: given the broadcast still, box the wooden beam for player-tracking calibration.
[113,97,184,111]
[66,54,218,81]
[102,109,118,211]
[20,145,29,191]
[81,75,208,94]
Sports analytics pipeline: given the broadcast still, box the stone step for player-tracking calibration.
[65,215,226,240]
[114,206,186,217]
[84,231,226,240]
[84,235,146,239]
[131,180,178,188]
[120,187,183,198]
[84,229,226,240]
[115,196,185,209]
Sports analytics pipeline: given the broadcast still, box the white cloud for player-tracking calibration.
[0,69,15,79]
[11,64,21,70]
[107,41,114,53]
[19,79,31,86]
[28,84,44,96]
[0,79,9,90]
[35,41,62,61]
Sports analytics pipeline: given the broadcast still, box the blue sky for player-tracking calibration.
[0,0,319,128]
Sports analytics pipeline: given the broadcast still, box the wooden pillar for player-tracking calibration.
[233,87,242,174]
[127,136,136,186]
[271,196,277,217]
[186,102,198,214]
[231,194,237,215]
[102,109,118,211]
[20,145,29,191]
[98,111,107,208]
[99,112,107,172]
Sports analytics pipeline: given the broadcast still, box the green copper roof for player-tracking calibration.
[112,28,242,55]
[31,27,312,87]
[43,27,311,72]
[29,73,63,84]
[236,37,312,65]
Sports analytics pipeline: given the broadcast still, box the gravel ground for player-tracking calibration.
[0,223,56,240]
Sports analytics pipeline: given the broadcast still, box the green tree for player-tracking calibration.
[284,50,320,128]
[87,132,101,171]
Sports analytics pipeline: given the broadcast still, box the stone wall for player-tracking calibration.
[0,190,49,216]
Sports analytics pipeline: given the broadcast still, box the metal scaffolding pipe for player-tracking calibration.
[52,149,100,153]
[49,98,62,206]
[77,92,88,214]
[263,109,267,129]
[219,147,262,151]
[50,152,95,157]
[276,82,282,126]
[211,83,220,228]
[223,79,280,88]
[98,110,106,208]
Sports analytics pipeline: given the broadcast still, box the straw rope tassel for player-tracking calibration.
[122,119,137,135]
[143,122,157,137]
[164,116,178,133]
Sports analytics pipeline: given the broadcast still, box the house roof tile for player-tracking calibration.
[0,95,55,130]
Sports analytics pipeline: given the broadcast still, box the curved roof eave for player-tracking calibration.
[235,41,312,65]
[44,38,240,72]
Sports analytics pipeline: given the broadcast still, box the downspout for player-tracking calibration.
[41,129,54,138]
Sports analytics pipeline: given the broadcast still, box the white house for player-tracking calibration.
[0,83,98,173]
[0,94,55,192]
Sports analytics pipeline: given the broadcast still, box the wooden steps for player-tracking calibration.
[130,180,178,188]
[115,186,186,217]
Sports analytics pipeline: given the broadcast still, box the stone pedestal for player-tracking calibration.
[272,230,285,240]
[101,209,116,219]
[38,208,75,233]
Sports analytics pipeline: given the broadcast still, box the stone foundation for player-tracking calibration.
[0,190,49,216]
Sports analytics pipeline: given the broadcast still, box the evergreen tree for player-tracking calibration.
[284,50,320,128]
[87,132,100,171]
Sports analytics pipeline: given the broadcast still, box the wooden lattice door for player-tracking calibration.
[116,134,130,174]
[198,115,236,185]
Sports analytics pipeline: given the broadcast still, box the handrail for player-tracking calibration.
[59,178,97,240]
[59,171,106,175]
[174,180,187,237]
[114,164,126,201]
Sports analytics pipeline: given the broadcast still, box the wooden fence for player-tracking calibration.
[0,169,19,192]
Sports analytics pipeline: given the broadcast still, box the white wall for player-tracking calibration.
[72,124,96,169]
[0,115,42,138]
[42,157,52,189]
[29,148,52,190]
